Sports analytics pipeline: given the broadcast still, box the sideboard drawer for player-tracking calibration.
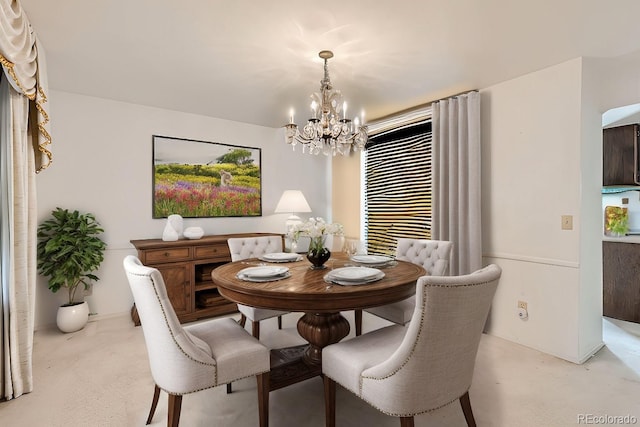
[194,244,230,260]
[144,247,192,264]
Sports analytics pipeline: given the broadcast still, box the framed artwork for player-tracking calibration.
[152,135,262,218]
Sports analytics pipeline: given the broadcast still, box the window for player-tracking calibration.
[365,120,432,255]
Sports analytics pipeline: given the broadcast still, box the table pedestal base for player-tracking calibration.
[269,345,320,391]
[268,312,350,391]
[297,312,350,365]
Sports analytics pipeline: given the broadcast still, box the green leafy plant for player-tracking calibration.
[605,206,630,236]
[36,208,107,306]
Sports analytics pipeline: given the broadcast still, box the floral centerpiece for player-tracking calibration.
[289,217,343,269]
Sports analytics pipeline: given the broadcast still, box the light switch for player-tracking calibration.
[561,215,573,230]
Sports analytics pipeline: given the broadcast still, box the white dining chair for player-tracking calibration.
[123,255,270,427]
[227,235,290,339]
[354,238,453,335]
[323,264,502,427]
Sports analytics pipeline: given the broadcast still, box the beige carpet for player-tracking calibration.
[0,312,638,426]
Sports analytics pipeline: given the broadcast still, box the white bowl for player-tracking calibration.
[183,227,204,240]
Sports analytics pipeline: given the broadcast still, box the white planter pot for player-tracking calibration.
[56,301,89,333]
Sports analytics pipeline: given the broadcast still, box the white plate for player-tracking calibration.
[259,252,302,262]
[351,255,395,265]
[324,269,385,286]
[237,272,291,282]
[327,267,382,282]
[238,266,289,279]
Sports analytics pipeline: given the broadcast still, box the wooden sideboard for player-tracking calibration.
[130,233,284,325]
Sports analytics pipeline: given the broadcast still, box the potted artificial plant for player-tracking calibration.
[604,206,630,237]
[37,207,107,332]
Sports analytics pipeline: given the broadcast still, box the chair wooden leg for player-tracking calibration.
[323,375,336,427]
[277,315,283,329]
[257,371,270,427]
[252,321,260,339]
[355,309,363,336]
[459,391,477,427]
[226,383,232,394]
[239,314,247,328]
[167,394,182,427]
[146,384,161,424]
[399,416,415,427]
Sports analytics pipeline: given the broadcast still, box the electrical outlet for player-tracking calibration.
[517,300,529,320]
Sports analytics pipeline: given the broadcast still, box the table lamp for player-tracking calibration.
[274,190,312,233]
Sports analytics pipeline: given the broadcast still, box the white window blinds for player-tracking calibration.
[365,120,432,255]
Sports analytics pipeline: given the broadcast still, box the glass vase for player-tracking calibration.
[307,236,331,269]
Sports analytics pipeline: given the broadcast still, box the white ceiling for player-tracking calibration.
[18,0,640,128]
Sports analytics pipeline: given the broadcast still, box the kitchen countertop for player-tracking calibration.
[602,234,640,243]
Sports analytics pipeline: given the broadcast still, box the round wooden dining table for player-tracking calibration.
[211,252,425,389]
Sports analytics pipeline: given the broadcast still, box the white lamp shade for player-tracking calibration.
[274,190,311,214]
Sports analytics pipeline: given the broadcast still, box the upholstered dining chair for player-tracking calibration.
[123,256,270,427]
[323,264,502,427]
[227,235,290,339]
[354,238,453,335]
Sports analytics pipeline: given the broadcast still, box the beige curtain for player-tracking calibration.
[432,91,481,275]
[0,0,52,400]
[1,74,37,400]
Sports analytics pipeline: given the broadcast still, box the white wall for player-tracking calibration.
[332,152,362,239]
[35,90,330,329]
[481,58,603,363]
[578,57,606,360]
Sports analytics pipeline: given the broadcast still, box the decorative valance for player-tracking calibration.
[0,0,52,172]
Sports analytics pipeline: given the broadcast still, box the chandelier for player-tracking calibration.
[284,50,368,156]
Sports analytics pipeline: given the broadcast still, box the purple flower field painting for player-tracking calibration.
[153,136,262,218]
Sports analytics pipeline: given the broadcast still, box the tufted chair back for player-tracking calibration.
[226,235,289,340]
[228,235,283,261]
[123,255,218,394]
[395,238,453,276]
[357,238,455,335]
[124,255,271,426]
[323,264,502,425]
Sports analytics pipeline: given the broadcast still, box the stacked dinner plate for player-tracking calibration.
[350,254,396,267]
[324,266,385,286]
[237,266,290,282]
[259,252,303,263]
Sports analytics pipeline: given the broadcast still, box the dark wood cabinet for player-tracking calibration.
[603,241,640,323]
[130,232,283,325]
[156,263,191,316]
[603,124,639,186]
